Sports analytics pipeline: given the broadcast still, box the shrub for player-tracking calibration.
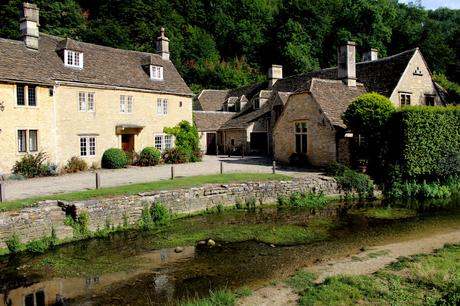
[277,192,329,209]
[324,162,348,176]
[289,153,309,167]
[101,148,128,169]
[137,147,161,166]
[163,120,201,162]
[11,151,54,178]
[150,202,171,226]
[162,147,188,164]
[138,205,154,230]
[63,156,88,173]
[335,169,374,199]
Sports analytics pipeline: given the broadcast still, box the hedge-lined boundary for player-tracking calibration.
[397,106,460,178]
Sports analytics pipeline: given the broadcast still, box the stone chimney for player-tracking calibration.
[337,41,356,87]
[20,2,40,50]
[362,48,379,62]
[268,65,283,88]
[156,27,170,61]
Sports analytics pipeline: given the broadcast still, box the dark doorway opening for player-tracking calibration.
[206,132,217,155]
[250,132,267,154]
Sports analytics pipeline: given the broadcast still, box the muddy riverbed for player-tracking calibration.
[1,199,459,306]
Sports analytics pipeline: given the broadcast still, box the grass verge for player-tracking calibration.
[286,244,460,305]
[0,173,291,212]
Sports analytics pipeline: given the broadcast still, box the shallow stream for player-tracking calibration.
[1,199,459,306]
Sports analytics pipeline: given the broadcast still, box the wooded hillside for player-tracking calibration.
[1,0,459,93]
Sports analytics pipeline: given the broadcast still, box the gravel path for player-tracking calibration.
[238,229,460,306]
[1,155,320,201]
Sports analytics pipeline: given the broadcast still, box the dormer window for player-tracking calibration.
[64,50,83,68]
[254,99,260,110]
[150,65,164,80]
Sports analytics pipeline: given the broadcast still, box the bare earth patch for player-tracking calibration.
[238,229,460,305]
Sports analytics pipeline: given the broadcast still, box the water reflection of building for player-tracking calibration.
[0,247,194,306]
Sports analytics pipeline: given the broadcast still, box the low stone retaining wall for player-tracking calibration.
[0,176,339,249]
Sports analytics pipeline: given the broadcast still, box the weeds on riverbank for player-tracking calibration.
[286,244,460,305]
[277,192,329,209]
[180,287,252,306]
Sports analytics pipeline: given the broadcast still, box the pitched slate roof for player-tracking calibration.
[195,89,228,111]
[0,34,192,96]
[309,79,367,128]
[193,111,235,131]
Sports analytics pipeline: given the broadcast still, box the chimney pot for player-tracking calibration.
[156,27,170,61]
[362,48,379,62]
[20,2,39,50]
[268,65,283,88]
[337,41,356,87]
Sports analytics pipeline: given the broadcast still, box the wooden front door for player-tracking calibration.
[121,134,134,153]
[206,132,217,155]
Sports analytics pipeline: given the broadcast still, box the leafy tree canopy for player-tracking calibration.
[0,0,459,91]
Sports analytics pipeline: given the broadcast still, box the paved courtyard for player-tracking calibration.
[1,155,321,201]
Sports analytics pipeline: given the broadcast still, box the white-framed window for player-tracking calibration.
[79,92,95,112]
[150,65,164,80]
[120,95,133,113]
[17,129,38,153]
[80,136,96,157]
[156,98,168,115]
[295,122,307,154]
[154,134,174,151]
[16,84,37,106]
[400,93,411,106]
[64,50,84,68]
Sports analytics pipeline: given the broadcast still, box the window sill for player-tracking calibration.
[14,106,39,109]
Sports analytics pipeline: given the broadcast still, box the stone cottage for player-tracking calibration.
[195,41,443,165]
[0,3,193,173]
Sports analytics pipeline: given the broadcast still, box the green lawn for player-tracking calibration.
[287,244,460,305]
[0,173,291,212]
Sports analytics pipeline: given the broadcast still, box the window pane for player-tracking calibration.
[17,84,25,106]
[154,135,163,150]
[67,51,73,65]
[301,123,307,133]
[301,134,307,153]
[157,98,162,114]
[295,123,300,133]
[120,95,125,112]
[87,93,94,111]
[80,137,87,156]
[127,96,133,113]
[29,130,38,152]
[295,134,301,153]
[36,290,45,306]
[164,135,172,149]
[18,130,27,152]
[74,52,80,66]
[79,92,86,111]
[89,137,96,156]
[28,85,36,106]
[163,99,168,114]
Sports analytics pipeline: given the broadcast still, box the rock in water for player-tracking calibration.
[174,247,184,253]
[207,239,216,247]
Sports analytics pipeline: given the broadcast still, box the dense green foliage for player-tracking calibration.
[342,93,395,135]
[326,163,374,199]
[433,73,460,105]
[164,120,202,162]
[161,147,188,164]
[0,0,459,91]
[12,151,57,178]
[101,148,128,169]
[137,147,161,166]
[397,106,460,179]
[63,156,88,173]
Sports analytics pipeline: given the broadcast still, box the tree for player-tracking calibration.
[164,120,201,162]
[342,93,396,176]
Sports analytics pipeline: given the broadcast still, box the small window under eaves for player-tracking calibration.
[150,65,164,80]
[64,49,84,68]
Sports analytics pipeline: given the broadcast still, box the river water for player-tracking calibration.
[1,199,459,306]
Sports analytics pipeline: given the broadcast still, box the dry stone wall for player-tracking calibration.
[0,176,339,249]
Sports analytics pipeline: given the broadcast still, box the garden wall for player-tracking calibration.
[0,176,339,249]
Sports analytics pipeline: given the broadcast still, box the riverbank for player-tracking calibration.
[237,231,460,306]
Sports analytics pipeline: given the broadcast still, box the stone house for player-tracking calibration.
[0,3,193,174]
[195,41,443,165]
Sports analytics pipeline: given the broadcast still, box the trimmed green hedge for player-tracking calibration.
[398,106,460,179]
[138,147,161,166]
